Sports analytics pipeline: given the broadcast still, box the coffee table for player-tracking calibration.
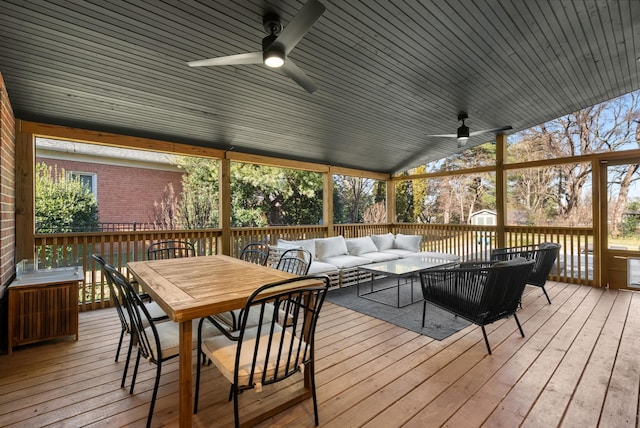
[357,255,459,307]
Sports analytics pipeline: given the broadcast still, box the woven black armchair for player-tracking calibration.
[420,258,534,355]
[490,242,560,304]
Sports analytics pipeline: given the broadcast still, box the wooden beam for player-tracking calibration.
[219,157,231,256]
[593,158,604,287]
[227,152,329,173]
[15,121,35,261]
[323,172,334,237]
[19,121,225,159]
[495,134,506,249]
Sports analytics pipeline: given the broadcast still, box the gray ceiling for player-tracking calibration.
[1,0,639,174]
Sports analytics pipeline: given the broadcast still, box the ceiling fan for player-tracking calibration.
[428,113,513,147]
[187,0,325,93]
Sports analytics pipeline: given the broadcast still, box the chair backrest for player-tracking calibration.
[276,248,311,275]
[490,242,560,286]
[420,258,534,325]
[528,242,560,286]
[481,258,535,321]
[92,254,129,332]
[147,240,196,260]
[239,242,270,266]
[234,275,329,391]
[104,263,163,363]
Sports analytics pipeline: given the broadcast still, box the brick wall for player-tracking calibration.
[36,157,184,224]
[0,73,16,288]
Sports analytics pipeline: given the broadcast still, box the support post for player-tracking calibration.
[219,156,231,256]
[495,133,507,249]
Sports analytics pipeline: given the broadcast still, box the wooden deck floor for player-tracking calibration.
[1,281,639,427]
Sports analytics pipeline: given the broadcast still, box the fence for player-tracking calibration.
[33,223,593,310]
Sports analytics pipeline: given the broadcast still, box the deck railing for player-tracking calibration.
[33,223,594,309]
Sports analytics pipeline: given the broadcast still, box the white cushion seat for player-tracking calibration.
[406,251,460,261]
[145,317,228,361]
[201,324,307,388]
[307,260,339,275]
[357,252,400,263]
[320,254,371,269]
[382,248,420,258]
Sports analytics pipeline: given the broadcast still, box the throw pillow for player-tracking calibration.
[394,233,422,252]
[371,233,395,251]
[345,236,379,256]
[492,256,529,268]
[315,236,348,259]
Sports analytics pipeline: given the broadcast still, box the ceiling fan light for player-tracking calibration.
[264,49,285,67]
[457,123,470,146]
[262,35,285,68]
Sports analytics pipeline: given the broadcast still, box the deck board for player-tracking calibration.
[0,282,637,427]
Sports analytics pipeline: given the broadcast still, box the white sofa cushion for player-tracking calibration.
[357,252,400,263]
[321,254,371,269]
[346,236,379,256]
[278,238,316,260]
[315,236,348,259]
[394,233,422,252]
[307,260,339,275]
[382,248,418,258]
[371,233,395,251]
[407,251,460,261]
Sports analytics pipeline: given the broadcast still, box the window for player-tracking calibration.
[68,171,97,199]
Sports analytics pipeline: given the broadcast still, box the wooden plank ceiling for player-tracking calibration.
[1,0,639,174]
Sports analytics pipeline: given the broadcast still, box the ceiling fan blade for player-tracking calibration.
[187,52,262,67]
[276,0,325,55]
[280,59,318,93]
[469,125,513,136]
[427,133,457,138]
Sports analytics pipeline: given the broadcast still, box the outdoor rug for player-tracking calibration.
[325,277,471,340]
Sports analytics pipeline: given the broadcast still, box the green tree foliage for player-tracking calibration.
[176,157,219,229]
[35,162,99,233]
[230,163,322,227]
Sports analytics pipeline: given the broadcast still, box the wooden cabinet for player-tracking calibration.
[8,268,81,354]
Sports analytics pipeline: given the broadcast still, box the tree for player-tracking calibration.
[176,157,219,229]
[231,163,322,226]
[507,92,640,226]
[35,162,99,233]
[333,175,375,223]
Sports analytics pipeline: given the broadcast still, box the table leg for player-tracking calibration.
[179,319,193,428]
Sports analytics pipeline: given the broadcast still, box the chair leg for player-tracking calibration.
[480,325,492,355]
[541,285,551,304]
[121,337,134,388]
[194,350,203,414]
[310,361,319,426]
[422,301,427,327]
[130,351,142,394]
[146,362,162,428]
[115,328,125,362]
[233,386,240,428]
[514,313,525,337]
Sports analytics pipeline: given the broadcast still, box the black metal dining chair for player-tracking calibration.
[239,242,270,266]
[146,239,196,260]
[194,275,330,427]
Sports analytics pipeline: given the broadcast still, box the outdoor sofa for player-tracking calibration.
[271,233,458,288]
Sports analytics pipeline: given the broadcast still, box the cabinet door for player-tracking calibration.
[9,282,78,348]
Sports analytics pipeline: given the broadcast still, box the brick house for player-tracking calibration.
[36,138,184,228]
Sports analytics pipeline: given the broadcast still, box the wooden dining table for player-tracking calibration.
[127,254,320,427]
